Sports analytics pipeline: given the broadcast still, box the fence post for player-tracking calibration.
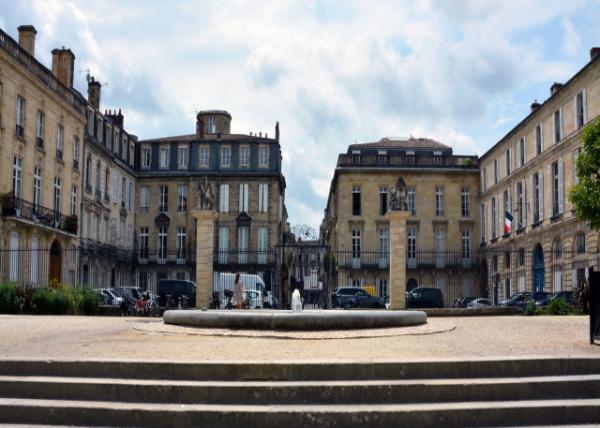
[387,209,409,310]
[590,268,599,344]
[192,208,217,309]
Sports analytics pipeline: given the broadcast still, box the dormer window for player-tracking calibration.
[221,145,231,168]
[433,151,442,165]
[377,150,387,165]
[141,146,151,169]
[259,145,269,168]
[406,150,415,165]
[352,150,361,164]
[159,146,169,169]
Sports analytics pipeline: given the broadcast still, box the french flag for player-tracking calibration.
[504,211,513,234]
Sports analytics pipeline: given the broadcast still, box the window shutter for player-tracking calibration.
[244,184,249,212]
[263,184,268,213]
[539,170,544,221]
[558,158,564,214]
[522,180,527,226]
[573,95,578,128]
[112,172,117,202]
[583,89,587,123]
[539,123,544,152]
[523,137,527,164]
[559,108,564,140]
[530,175,535,223]
[258,184,263,212]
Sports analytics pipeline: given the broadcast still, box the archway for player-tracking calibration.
[49,240,62,284]
[532,244,544,293]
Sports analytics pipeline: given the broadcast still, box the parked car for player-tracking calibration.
[453,296,476,308]
[406,287,444,308]
[500,292,531,309]
[99,288,123,306]
[467,298,492,308]
[157,280,196,309]
[330,287,385,309]
[537,291,574,307]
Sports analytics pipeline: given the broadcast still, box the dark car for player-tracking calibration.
[537,291,574,307]
[406,287,444,308]
[330,287,385,309]
[500,292,531,308]
[453,296,476,308]
[157,280,196,309]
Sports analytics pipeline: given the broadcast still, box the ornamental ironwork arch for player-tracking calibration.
[291,224,318,241]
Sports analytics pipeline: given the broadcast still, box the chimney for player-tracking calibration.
[530,100,541,113]
[196,117,204,139]
[550,82,563,96]
[17,25,37,56]
[591,47,600,61]
[51,48,76,87]
[87,76,101,109]
[275,121,280,142]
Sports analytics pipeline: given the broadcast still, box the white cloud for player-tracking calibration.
[1,0,596,231]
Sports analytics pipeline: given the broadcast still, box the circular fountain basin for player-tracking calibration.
[163,309,427,331]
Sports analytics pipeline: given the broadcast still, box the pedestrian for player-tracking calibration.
[233,273,243,309]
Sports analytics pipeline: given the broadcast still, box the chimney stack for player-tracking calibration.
[87,76,101,110]
[275,121,280,142]
[51,48,76,87]
[17,25,37,56]
[591,47,600,61]
[196,118,204,139]
[530,100,541,113]
[550,82,563,96]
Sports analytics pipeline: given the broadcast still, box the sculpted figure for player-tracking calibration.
[389,176,407,211]
[197,176,215,210]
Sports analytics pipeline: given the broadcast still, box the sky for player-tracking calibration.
[1,0,599,231]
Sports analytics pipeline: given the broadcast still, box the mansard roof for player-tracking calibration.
[348,137,451,151]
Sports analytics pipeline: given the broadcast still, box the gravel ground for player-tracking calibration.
[0,314,599,361]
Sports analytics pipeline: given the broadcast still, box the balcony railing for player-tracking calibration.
[214,250,276,266]
[1,193,78,235]
[137,248,196,265]
[337,153,479,169]
[333,249,480,270]
[36,137,44,150]
[15,124,24,138]
[334,250,389,270]
[80,238,135,263]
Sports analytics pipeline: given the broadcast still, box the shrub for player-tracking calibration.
[78,288,100,315]
[547,298,570,315]
[32,288,73,315]
[524,301,538,316]
[0,283,21,314]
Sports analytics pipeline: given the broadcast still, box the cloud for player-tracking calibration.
[1,0,596,232]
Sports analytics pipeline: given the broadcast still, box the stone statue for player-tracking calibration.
[389,176,407,211]
[196,176,215,210]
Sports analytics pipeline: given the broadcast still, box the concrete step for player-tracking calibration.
[2,374,600,405]
[1,398,600,428]
[2,357,600,381]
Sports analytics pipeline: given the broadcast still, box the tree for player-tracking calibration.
[570,116,600,230]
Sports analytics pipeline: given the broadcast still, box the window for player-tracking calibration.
[141,147,151,169]
[461,230,470,260]
[503,190,511,234]
[95,161,101,194]
[71,185,77,216]
[240,145,250,167]
[140,186,149,213]
[535,124,543,155]
[516,181,524,229]
[159,147,169,168]
[406,151,415,165]
[351,229,361,268]
[221,146,231,167]
[257,227,268,264]
[238,226,249,264]
[493,159,499,184]
[480,203,487,243]
[56,125,64,160]
[551,160,564,216]
[491,197,497,239]
[104,169,109,200]
[553,109,562,143]
[573,148,581,184]
[121,177,126,208]
[219,184,229,213]
[433,151,442,165]
[352,186,361,216]
[239,183,249,212]
[519,138,526,166]
[158,227,167,263]
[112,172,117,203]
[12,156,22,198]
[575,90,586,129]
[176,227,186,262]
[139,227,148,259]
[407,228,416,268]
[208,115,216,133]
[377,152,388,165]
[575,233,586,254]
[461,187,470,217]
[258,183,268,213]
[407,187,416,216]
[379,186,388,216]
[532,171,543,224]
[218,227,229,263]
[16,95,25,136]
[178,146,188,169]
[378,229,389,268]
[505,149,512,176]
[159,185,168,212]
[482,167,487,192]
[177,185,188,212]
[54,177,62,214]
[199,145,209,168]
[85,156,92,190]
[259,145,269,168]
[435,186,444,216]
[73,136,79,169]
[9,232,19,282]
[36,111,44,146]
[435,228,445,268]
[97,117,104,143]
[352,152,361,164]
[33,165,41,209]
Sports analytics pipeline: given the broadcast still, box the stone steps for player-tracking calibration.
[0,357,599,427]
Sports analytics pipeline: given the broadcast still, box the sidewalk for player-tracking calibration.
[0,314,598,361]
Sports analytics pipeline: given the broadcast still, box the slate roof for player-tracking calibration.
[349,137,451,151]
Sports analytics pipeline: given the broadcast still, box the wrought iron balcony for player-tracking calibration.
[137,247,197,265]
[1,193,78,235]
[214,250,276,266]
[334,250,389,270]
[80,238,135,263]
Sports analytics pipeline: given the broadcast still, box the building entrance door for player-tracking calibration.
[533,245,545,292]
[49,240,62,284]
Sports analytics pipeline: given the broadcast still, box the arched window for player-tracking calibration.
[574,233,586,254]
[552,239,562,260]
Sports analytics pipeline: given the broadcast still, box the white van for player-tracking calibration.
[214,272,267,309]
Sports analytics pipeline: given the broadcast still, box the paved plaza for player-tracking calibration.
[1,314,598,361]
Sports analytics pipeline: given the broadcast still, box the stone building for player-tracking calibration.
[321,138,480,304]
[0,25,85,287]
[479,47,600,303]
[135,111,287,295]
[79,77,137,289]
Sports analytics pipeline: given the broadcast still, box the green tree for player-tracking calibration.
[570,117,600,230]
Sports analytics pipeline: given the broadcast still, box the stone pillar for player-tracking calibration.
[192,209,217,309]
[388,210,409,310]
